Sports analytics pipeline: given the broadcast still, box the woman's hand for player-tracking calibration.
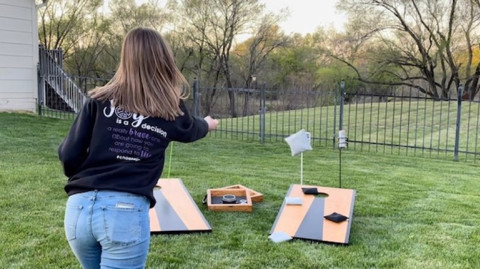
[204,116,219,131]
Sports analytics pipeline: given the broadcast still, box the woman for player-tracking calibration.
[59,27,218,269]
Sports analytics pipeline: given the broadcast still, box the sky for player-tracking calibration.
[104,0,348,35]
[260,0,347,34]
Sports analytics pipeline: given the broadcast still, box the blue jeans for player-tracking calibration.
[64,190,151,269]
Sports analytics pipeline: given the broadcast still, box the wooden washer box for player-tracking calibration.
[220,184,263,203]
[207,188,253,212]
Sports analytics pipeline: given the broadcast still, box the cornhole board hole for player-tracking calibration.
[220,184,264,203]
[149,178,211,234]
[270,184,356,244]
[206,188,253,212]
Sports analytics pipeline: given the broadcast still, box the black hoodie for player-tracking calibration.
[58,98,208,207]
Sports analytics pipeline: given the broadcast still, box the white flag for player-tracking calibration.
[284,129,312,156]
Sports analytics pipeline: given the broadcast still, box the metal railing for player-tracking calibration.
[342,87,479,162]
[38,46,86,114]
[191,81,479,162]
[36,73,479,162]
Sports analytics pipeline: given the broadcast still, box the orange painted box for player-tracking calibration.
[206,188,253,212]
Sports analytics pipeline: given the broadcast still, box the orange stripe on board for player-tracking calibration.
[157,178,209,230]
[149,207,160,231]
[272,185,316,236]
[318,186,355,243]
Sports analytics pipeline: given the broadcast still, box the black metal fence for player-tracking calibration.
[37,78,479,162]
[72,76,110,95]
[189,82,479,162]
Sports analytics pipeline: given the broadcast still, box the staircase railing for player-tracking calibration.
[38,46,86,113]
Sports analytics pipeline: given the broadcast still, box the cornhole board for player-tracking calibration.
[270,184,356,244]
[149,178,211,234]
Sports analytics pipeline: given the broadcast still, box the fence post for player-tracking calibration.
[333,88,337,149]
[37,62,43,116]
[193,78,199,117]
[259,85,266,144]
[453,84,463,161]
[339,80,345,130]
[333,81,345,149]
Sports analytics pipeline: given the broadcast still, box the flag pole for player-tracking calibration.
[339,147,342,188]
[300,152,304,185]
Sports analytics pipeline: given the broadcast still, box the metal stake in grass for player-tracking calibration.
[338,130,347,188]
[167,142,174,177]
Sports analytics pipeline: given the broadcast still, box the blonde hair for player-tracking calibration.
[89,27,189,120]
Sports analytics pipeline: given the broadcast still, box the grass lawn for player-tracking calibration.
[1,112,479,268]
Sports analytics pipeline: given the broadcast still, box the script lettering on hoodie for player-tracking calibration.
[103,101,169,160]
[103,101,167,138]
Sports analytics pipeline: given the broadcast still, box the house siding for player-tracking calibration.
[0,0,38,112]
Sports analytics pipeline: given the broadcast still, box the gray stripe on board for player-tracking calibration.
[295,197,325,241]
[153,189,187,232]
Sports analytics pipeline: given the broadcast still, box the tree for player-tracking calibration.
[173,0,267,117]
[65,13,113,92]
[232,15,288,88]
[38,0,103,54]
[265,33,322,90]
[108,0,169,35]
[459,0,480,100]
[106,0,170,65]
[336,0,480,99]
[231,16,288,115]
[39,0,172,91]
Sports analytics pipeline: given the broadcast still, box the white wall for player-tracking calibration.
[0,0,38,112]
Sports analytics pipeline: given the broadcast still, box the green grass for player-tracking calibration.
[1,112,480,268]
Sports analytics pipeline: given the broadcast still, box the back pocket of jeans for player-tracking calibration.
[64,204,83,241]
[102,205,142,246]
